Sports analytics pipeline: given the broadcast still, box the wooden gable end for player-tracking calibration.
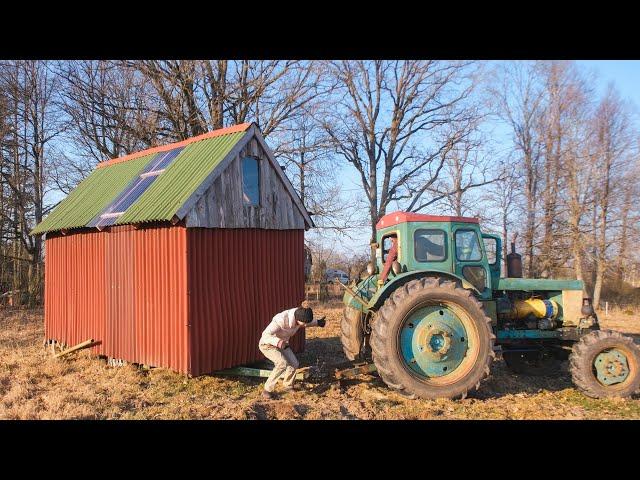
[185,134,307,230]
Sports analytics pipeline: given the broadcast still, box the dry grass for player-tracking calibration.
[1,303,639,420]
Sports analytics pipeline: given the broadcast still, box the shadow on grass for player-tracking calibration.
[202,336,584,401]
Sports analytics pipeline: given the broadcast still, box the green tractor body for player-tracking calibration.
[342,211,640,400]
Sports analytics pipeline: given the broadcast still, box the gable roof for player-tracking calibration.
[32,123,312,235]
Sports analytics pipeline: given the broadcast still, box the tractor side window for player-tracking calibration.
[462,265,487,291]
[455,229,482,262]
[382,234,397,262]
[414,229,446,262]
[483,238,497,265]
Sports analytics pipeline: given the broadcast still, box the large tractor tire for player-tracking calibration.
[569,330,640,398]
[502,345,567,377]
[341,305,369,361]
[370,277,495,399]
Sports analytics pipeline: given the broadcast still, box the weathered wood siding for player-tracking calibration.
[185,136,306,230]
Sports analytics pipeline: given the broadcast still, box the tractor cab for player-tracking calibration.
[372,211,501,299]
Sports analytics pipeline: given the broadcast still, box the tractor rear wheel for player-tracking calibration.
[341,305,370,361]
[569,330,640,398]
[370,277,495,400]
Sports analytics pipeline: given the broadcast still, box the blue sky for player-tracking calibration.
[578,60,640,107]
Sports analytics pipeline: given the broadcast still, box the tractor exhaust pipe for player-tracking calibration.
[506,242,523,278]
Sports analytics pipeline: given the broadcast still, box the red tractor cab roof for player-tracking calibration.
[376,211,479,230]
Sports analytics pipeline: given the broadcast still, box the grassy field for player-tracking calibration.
[1,302,639,420]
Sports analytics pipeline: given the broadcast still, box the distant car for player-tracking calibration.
[326,269,349,284]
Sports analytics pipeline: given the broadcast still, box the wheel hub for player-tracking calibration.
[594,349,630,386]
[399,304,469,378]
[425,327,452,357]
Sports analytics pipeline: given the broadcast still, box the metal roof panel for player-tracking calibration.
[31,153,155,235]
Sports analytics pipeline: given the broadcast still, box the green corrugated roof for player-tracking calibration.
[117,131,245,225]
[31,154,155,235]
[32,129,247,235]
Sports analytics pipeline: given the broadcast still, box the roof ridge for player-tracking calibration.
[96,123,252,169]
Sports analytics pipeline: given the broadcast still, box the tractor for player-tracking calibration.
[341,211,640,400]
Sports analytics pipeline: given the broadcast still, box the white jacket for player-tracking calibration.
[259,307,317,347]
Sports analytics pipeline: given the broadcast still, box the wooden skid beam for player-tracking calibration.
[334,362,377,380]
[54,339,101,359]
[214,366,311,381]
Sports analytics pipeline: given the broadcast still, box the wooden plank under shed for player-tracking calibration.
[214,365,311,381]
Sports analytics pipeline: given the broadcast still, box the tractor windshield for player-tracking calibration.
[455,230,482,262]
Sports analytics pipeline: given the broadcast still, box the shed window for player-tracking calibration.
[242,157,260,206]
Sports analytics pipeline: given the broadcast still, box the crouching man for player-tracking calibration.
[259,305,326,399]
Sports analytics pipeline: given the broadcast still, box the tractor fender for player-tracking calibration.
[366,270,480,311]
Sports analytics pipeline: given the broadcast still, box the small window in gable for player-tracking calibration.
[242,157,260,206]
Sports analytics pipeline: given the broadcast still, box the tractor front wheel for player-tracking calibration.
[341,305,370,361]
[370,277,495,400]
[570,330,640,398]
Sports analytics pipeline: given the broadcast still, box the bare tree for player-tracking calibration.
[535,61,592,278]
[320,60,481,260]
[591,86,634,307]
[559,73,597,283]
[615,157,640,281]
[54,60,159,192]
[275,103,355,232]
[422,124,500,217]
[489,61,544,276]
[480,156,520,276]
[130,60,324,151]
[0,60,63,305]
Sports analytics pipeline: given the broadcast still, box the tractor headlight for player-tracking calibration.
[366,262,377,276]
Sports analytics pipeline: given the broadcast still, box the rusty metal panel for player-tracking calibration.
[133,225,189,372]
[105,227,136,360]
[44,225,188,373]
[45,230,107,355]
[187,228,305,376]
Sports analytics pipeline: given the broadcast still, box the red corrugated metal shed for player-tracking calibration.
[39,124,311,376]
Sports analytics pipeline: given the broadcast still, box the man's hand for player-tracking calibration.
[316,316,326,328]
[276,339,287,349]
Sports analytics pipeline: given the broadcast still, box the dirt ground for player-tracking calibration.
[1,302,639,420]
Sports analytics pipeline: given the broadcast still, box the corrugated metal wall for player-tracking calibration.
[187,228,305,376]
[44,225,189,373]
[45,226,305,376]
[45,229,107,355]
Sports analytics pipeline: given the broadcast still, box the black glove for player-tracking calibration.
[316,316,326,328]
